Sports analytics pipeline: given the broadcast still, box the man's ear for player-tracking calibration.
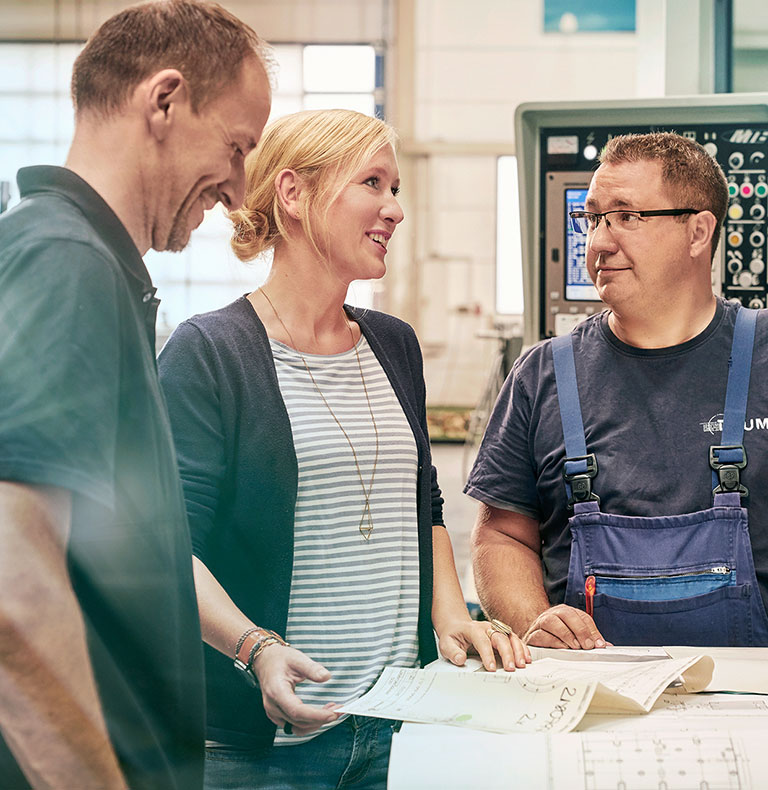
[689,210,718,259]
[142,69,190,142]
[274,169,303,220]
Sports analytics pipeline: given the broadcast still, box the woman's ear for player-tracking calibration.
[274,169,303,220]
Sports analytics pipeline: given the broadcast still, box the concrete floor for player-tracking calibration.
[430,442,480,603]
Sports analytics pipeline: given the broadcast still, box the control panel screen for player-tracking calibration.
[564,188,598,301]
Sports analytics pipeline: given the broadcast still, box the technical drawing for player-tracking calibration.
[579,732,747,790]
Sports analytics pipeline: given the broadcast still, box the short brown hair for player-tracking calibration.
[230,109,398,263]
[600,131,728,260]
[71,0,272,117]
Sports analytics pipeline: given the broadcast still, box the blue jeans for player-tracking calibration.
[204,716,399,790]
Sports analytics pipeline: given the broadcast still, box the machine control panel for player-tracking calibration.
[540,124,768,337]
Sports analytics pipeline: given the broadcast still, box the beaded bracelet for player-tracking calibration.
[234,627,261,659]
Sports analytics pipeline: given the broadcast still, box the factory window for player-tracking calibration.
[0,42,80,209]
[0,42,382,343]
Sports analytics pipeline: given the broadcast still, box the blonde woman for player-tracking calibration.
[158,109,529,789]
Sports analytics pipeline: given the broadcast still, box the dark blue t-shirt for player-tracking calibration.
[0,167,204,789]
[466,299,768,612]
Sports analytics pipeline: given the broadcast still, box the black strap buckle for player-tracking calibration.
[563,453,600,510]
[709,444,748,498]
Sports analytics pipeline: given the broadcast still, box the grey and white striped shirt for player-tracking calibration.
[270,334,420,745]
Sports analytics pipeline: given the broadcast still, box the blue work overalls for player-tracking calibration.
[553,307,768,646]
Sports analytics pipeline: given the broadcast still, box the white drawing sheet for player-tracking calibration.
[664,646,768,693]
[578,691,768,732]
[387,726,768,790]
[339,655,712,733]
[528,645,671,662]
[338,666,597,733]
[525,654,714,712]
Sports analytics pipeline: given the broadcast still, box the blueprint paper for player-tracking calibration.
[339,666,597,733]
[339,655,712,733]
[388,726,768,790]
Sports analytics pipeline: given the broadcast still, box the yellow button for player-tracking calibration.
[728,204,744,220]
[729,231,744,246]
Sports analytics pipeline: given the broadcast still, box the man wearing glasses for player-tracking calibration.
[466,131,768,649]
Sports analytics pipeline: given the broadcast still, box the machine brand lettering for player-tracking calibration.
[729,129,768,145]
[700,413,768,433]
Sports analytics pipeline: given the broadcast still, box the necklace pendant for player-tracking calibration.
[359,501,374,540]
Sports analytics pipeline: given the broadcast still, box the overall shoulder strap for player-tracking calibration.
[551,334,599,511]
[711,306,758,502]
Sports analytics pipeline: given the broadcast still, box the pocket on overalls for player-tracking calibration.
[593,568,733,601]
[579,584,754,646]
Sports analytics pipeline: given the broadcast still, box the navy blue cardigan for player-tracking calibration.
[158,297,443,747]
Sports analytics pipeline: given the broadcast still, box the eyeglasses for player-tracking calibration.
[569,208,700,235]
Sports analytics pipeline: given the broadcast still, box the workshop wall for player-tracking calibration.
[405,0,637,407]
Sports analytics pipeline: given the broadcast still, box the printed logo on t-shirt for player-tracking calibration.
[701,413,768,434]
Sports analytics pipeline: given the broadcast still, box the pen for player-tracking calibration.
[585,575,596,618]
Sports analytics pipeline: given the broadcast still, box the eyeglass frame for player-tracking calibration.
[568,208,701,235]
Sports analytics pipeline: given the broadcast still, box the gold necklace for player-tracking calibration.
[260,288,380,540]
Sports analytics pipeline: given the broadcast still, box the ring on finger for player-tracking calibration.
[486,626,497,639]
[489,619,513,637]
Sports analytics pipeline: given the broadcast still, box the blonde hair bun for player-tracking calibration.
[230,207,272,261]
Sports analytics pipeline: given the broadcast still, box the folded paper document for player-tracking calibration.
[338,654,713,734]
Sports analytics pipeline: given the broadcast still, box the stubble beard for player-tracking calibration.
[165,206,193,252]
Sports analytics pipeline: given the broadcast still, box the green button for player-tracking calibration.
[728,183,739,197]
[756,182,768,197]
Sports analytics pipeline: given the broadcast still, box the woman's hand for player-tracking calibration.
[252,644,340,736]
[437,619,531,672]
[430,527,531,672]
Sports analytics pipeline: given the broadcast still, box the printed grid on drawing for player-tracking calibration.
[580,732,744,790]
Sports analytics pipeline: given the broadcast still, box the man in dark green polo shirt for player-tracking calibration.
[0,3,271,787]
